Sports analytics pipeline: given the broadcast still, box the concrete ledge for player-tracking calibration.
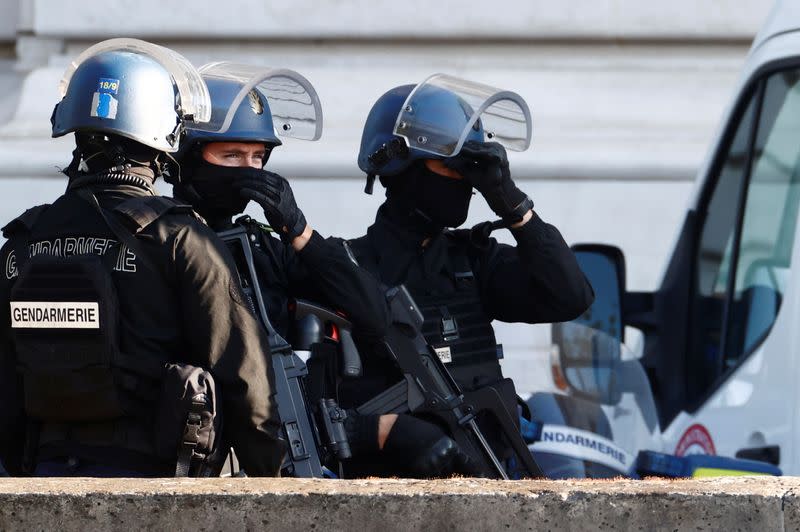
[0,477,797,531]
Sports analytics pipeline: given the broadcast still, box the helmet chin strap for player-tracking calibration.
[365,173,376,195]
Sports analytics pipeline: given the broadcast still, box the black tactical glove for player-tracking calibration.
[407,435,482,478]
[383,414,482,478]
[444,140,533,224]
[233,170,308,244]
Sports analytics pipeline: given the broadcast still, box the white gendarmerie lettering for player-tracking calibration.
[10,301,100,329]
[530,424,634,475]
[5,236,139,280]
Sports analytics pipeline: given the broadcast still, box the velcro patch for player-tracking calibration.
[10,301,100,329]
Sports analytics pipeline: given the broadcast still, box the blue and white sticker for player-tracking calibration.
[90,77,120,119]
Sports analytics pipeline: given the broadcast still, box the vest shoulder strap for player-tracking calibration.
[2,204,50,238]
[113,196,198,234]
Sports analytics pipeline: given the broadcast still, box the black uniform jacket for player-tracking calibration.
[352,205,593,324]
[0,185,285,476]
[344,205,594,400]
[232,219,390,342]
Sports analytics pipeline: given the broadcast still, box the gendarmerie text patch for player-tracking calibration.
[10,301,100,329]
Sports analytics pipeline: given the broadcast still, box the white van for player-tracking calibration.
[560,0,800,474]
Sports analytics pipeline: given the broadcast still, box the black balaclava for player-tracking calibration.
[173,148,260,229]
[183,159,251,219]
[382,160,473,236]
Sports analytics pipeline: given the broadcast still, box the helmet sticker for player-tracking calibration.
[90,78,120,119]
[98,78,120,94]
[247,89,264,115]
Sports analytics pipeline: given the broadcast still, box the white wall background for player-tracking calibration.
[0,0,775,395]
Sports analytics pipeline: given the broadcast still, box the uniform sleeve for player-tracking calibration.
[285,230,390,341]
[476,213,594,324]
[171,222,286,476]
[0,240,26,475]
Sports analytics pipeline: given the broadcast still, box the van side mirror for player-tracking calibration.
[552,244,626,404]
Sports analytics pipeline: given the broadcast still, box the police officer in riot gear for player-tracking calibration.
[0,41,285,477]
[170,64,482,478]
[170,63,389,345]
[341,77,594,474]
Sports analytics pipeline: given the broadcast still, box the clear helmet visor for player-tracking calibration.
[190,62,323,141]
[58,38,211,125]
[393,73,532,157]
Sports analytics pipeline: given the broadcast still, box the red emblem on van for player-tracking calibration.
[675,424,717,456]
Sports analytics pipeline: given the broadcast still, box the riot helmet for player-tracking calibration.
[52,38,211,153]
[171,62,322,221]
[174,62,323,170]
[358,74,532,193]
[186,62,322,144]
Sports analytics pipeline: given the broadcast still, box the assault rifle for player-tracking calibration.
[218,223,351,477]
[221,221,541,478]
[356,285,544,479]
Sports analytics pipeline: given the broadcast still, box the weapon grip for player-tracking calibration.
[338,327,363,378]
[294,299,363,379]
[294,314,325,351]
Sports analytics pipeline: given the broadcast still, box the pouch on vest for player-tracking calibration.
[157,363,225,477]
[10,253,159,422]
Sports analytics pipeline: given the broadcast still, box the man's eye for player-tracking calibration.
[225,153,241,159]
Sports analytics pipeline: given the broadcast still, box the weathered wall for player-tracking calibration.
[0,477,797,531]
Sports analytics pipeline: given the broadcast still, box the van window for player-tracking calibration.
[690,67,800,399]
[689,94,756,395]
[724,69,800,367]
[696,101,755,300]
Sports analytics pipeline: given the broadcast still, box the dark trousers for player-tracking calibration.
[33,457,161,477]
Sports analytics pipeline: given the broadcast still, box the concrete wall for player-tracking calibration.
[0,477,797,531]
[26,0,769,40]
[0,1,17,43]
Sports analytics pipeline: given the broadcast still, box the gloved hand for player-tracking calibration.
[233,170,307,244]
[407,435,482,478]
[383,414,482,478]
[444,140,532,224]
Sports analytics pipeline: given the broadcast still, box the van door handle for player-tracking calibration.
[735,445,780,466]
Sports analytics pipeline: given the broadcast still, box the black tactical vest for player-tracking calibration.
[3,194,194,458]
[414,233,504,391]
[349,230,504,393]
